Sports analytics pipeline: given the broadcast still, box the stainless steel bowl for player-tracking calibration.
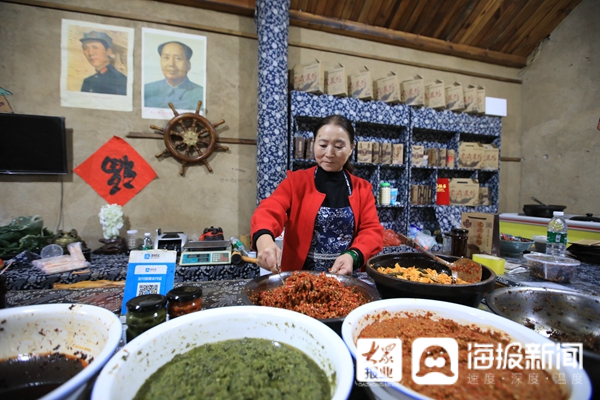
[486,286,600,394]
[241,271,381,336]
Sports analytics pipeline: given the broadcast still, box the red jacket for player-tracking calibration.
[251,166,384,271]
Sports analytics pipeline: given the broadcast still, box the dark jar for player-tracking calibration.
[125,294,167,342]
[167,285,203,319]
[450,228,469,258]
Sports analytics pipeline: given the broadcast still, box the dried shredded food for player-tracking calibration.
[377,264,467,284]
[358,312,568,400]
[254,271,368,319]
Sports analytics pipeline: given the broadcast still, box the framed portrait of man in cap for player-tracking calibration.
[60,19,134,111]
[142,28,207,120]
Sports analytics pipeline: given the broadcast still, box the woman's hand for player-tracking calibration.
[256,234,282,273]
[329,253,354,276]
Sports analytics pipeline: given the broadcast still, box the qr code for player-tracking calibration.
[136,283,160,296]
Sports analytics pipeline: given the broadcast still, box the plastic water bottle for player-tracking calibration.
[142,232,153,250]
[230,236,249,256]
[127,229,138,251]
[546,211,568,256]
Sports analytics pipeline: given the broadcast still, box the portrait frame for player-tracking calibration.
[142,28,207,120]
[60,19,134,111]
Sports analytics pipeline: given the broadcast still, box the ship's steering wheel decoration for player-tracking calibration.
[152,101,228,175]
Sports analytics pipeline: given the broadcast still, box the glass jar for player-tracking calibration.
[450,228,469,258]
[442,232,452,255]
[125,294,167,342]
[167,286,203,319]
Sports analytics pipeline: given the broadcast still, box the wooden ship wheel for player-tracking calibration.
[152,101,228,175]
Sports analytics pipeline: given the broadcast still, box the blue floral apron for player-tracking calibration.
[305,172,355,272]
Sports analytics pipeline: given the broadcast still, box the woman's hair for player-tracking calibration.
[312,115,355,172]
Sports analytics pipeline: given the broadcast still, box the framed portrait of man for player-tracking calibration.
[142,28,207,120]
[60,19,134,111]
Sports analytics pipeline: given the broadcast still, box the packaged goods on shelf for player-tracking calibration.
[425,79,445,109]
[392,144,404,165]
[325,64,347,96]
[425,148,439,167]
[349,67,373,100]
[446,149,456,168]
[357,141,373,163]
[375,72,401,103]
[438,148,447,167]
[293,136,306,159]
[372,142,381,164]
[445,82,465,111]
[436,178,450,205]
[481,144,499,170]
[477,85,486,114]
[463,84,478,113]
[411,145,425,166]
[401,75,424,106]
[449,178,479,206]
[291,59,324,94]
[381,142,392,164]
[458,142,484,169]
[411,184,433,205]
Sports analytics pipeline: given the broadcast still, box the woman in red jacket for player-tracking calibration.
[251,115,383,275]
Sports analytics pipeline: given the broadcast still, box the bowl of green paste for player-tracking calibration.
[92,306,354,400]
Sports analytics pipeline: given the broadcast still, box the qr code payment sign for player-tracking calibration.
[136,282,160,296]
[357,338,402,382]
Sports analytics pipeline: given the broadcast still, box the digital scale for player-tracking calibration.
[179,240,232,266]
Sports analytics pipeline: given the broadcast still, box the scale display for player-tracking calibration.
[180,250,231,266]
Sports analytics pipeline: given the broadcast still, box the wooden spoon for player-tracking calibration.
[396,232,482,283]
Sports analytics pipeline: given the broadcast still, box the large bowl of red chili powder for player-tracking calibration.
[241,270,381,336]
[342,298,592,400]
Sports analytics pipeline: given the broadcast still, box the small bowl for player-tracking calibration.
[499,237,534,257]
[92,306,354,400]
[0,304,122,400]
[524,253,580,282]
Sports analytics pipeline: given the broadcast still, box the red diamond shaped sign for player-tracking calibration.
[74,136,156,206]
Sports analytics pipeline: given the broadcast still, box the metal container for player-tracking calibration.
[240,271,380,336]
[486,286,600,394]
[523,203,566,218]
